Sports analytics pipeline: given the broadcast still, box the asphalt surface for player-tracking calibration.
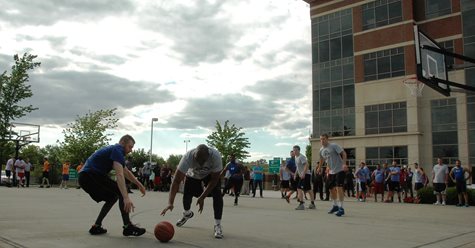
[0,185,474,248]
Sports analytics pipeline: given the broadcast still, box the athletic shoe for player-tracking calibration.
[89,225,107,235]
[328,205,339,214]
[234,202,238,206]
[308,203,316,209]
[214,224,223,239]
[433,201,440,205]
[284,195,290,204]
[442,201,446,206]
[176,211,194,227]
[456,203,463,207]
[465,204,470,208]
[335,208,345,217]
[295,204,305,210]
[123,223,146,237]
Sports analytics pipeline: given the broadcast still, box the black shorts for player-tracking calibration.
[289,177,298,191]
[184,175,221,198]
[328,171,345,189]
[414,182,424,191]
[296,174,312,191]
[433,183,446,194]
[5,170,11,177]
[359,182,367,192]
[223,176,243,194]
[79,171,120,203]
[280,180,290,189]
[389,181,400,192]
[455,181,467,193]
[42,171,49,178]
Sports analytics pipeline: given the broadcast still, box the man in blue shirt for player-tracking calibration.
[252,163,264,198]
[385,161,401,203]
[449,160,471,207]
[221,154,244,206]
[79,135,146,236]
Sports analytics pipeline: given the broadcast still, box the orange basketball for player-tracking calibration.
[154,221,174,242]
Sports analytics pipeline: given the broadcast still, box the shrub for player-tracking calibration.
[416,186,474,205]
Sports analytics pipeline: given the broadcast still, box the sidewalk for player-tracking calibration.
[0,187,474,248]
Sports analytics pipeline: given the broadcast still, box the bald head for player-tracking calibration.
[194,144,210,165]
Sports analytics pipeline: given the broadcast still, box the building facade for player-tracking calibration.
[304,0,475,181]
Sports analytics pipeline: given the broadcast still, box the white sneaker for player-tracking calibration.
[214,224,223,239]
[442,201,446,206]
[433,201,440,205]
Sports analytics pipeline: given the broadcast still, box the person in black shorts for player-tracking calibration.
[79,135,146,236]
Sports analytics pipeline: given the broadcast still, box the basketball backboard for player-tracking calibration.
[414,25,475,96]
[7,122,40,143]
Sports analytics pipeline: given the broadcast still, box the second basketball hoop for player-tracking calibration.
[403,77,425,97]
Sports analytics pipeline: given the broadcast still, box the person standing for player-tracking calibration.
[406,167,414,198]
[252,163,264,198]
[5,155,14,187]
[40,157,51,188]
[161,144,224,239]
[449,160,471,207]
[241,166,251,196]
[355,162,369,202]
[24,158,32,187]
[432,158,449,206]
[312,163,324,201]
[79,135,146,236]
[60,160,71,189]
[344,165,355,198]
[280,160,291,199]
[14,157,26,188]
[293,145,315,210]
[371,164,385,202]
[284,150,298,202]
[385,161,401,203]
[318,134,347,217]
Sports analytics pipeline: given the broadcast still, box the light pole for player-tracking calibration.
[150,118,158,163]
[184,139,190,152]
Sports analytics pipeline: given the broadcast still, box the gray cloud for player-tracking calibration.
[138,1,289,66]
[0,0,135,26]
[166,94,281,129]
[17,69,175,125]
[245,77,307,101]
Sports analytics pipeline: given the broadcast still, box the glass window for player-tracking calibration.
[341,35,353,58]
[425,0,452,19]
[320,88,331,110]
[365,146,408,166]
[343,85,354,108]
[331,87,342,109]
[364,47,405,81]
[431,98,458,162]
[319,21,329,37]
[343,114,355,136]
[319,40,330,63]
[365,101,407,134]
[362,1,402,31]
[330,38,342,60]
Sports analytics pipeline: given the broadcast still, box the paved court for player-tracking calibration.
[0,186,474,248]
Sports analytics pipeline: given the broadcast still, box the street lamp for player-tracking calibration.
[184,139,190,152]
[150,117,158,163]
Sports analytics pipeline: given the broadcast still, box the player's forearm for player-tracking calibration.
[200,174,219,199]
[116,172,130,200]
[168,178,180,206]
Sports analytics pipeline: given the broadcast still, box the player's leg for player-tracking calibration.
[233,178,243,206]
[177,176,199,227]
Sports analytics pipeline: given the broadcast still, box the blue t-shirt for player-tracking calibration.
[374,169,384,183]
[228,162,242,178]
[82,144,126,176]
[357,167,370,183]
[452,167,464,181]
[253,166,263,180]
[389,166,401,182]
[286,158,296,173]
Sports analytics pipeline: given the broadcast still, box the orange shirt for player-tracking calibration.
[43,161,50,172]
[62,163,70,175]
[76,163,83,172]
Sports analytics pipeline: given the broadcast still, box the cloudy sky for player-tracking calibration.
[0,0,312,162]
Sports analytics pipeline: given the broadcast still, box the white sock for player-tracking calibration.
[339,201,344,208]
[333,200,337,206]
[215,219,221,225]
[184,210,191,215]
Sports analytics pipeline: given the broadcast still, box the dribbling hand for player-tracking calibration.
[124,198,135,213]
[161,205,174,216]
[196,197,205,213]
[138,184,146,196]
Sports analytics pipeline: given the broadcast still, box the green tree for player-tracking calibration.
[305,144,312,167]
[60,108,118,164]
[40,144,65,184]
[128,148,165,170]
[166,154,183,170]
[206,120,250,165]
[0,53,40,164]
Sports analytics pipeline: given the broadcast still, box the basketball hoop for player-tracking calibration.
[403,77,425,97]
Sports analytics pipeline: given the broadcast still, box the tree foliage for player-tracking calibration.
[166,154,182,169]
[0,53,40,164]
[306,144,312,167]
[206,120,250,165]
[60,108,118,164]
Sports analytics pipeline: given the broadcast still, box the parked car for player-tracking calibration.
[1,170,8,185]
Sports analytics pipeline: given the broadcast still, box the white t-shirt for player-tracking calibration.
[432,164,448,183]
[295,154,310,176]
[320,143,344,174]
[6,158,14,171]
[14,159,25,173]
[177,147,223,180]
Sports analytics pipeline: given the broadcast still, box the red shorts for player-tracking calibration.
[374,182,384,194]
[154,177,161,185]
[17,172,25,178]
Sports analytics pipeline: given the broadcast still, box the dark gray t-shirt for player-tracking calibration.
[319,143,344,174]
[177,147,223,179]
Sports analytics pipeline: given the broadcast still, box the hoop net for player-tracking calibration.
[403,77,425,96]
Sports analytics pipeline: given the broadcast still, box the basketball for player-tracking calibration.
[154,221,174,242]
